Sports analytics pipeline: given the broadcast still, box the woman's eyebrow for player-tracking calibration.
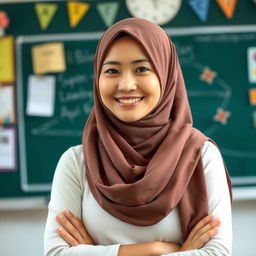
[103,61,121,66]
[131,59,150,64]
[103,59,150,66]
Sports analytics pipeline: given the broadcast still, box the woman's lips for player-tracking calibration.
[115,97,144,107]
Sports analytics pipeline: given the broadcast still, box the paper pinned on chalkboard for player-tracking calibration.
[32,42,66,75]
[26,75,56,117]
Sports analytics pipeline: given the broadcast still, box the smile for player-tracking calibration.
[115,97,144,106]
[117,97,142,103]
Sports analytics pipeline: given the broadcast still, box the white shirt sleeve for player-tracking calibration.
[44,147,120,256]
[162,141,232,256]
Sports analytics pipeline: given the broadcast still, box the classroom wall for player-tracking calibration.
[0,197,256,256]
[0,1,255,256]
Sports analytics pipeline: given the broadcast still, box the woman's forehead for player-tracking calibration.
[103,36,149,62]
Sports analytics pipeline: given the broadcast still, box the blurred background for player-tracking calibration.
[0,0,256,255]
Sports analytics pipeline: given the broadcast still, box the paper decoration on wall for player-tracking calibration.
[248,47,256,83]
[249,88,256,106]
[213,108,231,125]
[26,75,56,117]
[188,0,210,22]
[68,1,90,28]
[0,85,15,125]
[253,111,256,128]
[35,3,58,30]
[0,127,16,171]
[0,36,15,83]
[200,67,217,84]
[215,0,237,19]
[32,42,66,75]
[0,11,10,28]
[97,2,119,27]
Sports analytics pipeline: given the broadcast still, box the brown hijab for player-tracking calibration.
[83,18,232,240]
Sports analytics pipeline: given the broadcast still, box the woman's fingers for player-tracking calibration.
[62,210,95,244]
[63,210,86,236]
[187,215,215,241]
[57,227,79,247]
[181,214,220,251]
[191,227,219,249]
[56,214,84,244]
[192,218,220,243]
[196,228,218,248]
[56,210,95,245]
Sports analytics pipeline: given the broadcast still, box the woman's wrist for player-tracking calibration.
[152,241,181,255]
[118,242,160,256]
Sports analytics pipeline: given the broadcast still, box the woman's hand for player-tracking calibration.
[180,214,220,252]
[56,210,95,246]
[55,211,218,254]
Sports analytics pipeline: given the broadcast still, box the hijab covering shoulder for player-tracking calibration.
[82,18,232,240]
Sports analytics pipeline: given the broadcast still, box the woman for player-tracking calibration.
[44,18,232,256]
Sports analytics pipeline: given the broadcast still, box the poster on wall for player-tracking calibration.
[0,85,16,125]
[0,127,16,171]
[0,36,15,83]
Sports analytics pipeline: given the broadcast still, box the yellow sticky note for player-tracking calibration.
[0,36,15,83]
[68,1,90,28]
[35,3,58,30]
[249,88,256,106]
[32,42,66,75]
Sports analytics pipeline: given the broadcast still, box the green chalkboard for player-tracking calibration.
[0,0,256,198]
[170,29,256,186]
[16,34,99,192]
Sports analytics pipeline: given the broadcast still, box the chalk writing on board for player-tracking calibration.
[59,86,92,103]
[31,119,82,136]
[66,48,94,65]
[31,70,94,135]
[175,43,194,63]
[57,73,89,88]
[195,33,256,44]
[60,105,81,122]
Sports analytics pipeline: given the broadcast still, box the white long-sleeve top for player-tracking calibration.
[44,141,232,256]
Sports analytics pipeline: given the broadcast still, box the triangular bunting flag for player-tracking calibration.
[188,0,210,22]
[68,1,90,28]
[215,0,237,19]
[35,3,58,30]
[96,2,119,27]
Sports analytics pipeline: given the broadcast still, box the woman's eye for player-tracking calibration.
[105,69,119,75]
[136,66,150,73]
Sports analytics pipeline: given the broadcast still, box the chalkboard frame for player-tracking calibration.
[16,25,256,192]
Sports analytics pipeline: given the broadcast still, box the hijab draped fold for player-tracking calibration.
[82,18,232,240]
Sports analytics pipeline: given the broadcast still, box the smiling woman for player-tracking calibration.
[44,18,232,256]
[99,35,161,122]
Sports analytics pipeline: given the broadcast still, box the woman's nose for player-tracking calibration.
[118,73,137,91]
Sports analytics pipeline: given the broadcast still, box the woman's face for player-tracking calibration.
[99,36,161,122]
